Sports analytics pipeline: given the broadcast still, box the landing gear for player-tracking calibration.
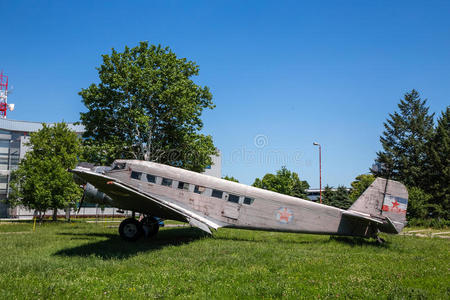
[119,218,143,241]
[141,216,160,238]
[118,216,162,241]
[376,235,386,244]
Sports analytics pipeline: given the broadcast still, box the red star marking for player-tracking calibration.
[391,200,399,209]
[279,208,292,222]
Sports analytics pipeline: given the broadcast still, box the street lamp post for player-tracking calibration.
[313,142,322,204]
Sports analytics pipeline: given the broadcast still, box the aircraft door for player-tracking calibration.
[222,193,241,220]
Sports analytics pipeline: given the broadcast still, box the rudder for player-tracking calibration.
[349,178,408,233]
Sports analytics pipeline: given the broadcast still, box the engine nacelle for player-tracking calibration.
[84,183,113,205]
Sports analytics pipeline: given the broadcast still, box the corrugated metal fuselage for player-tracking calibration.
[104,160,372,237]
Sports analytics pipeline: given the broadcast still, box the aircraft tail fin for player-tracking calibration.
[348,178,408,233]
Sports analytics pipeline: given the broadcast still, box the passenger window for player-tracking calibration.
[243,197,254,205]
[228,194,240,203]
[161,178,173,187]
[131,171,142,180]
[146,174,156,183]
[211,189,223,199]
[178,181,190,190]
[194,185,205,194]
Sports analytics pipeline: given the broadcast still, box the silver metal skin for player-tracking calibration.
[71,159,409,239]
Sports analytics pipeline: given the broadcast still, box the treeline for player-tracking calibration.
[224,170,375,210]
[374,90,448,225]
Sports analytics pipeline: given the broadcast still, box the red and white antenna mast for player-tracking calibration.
[0,71,14,118]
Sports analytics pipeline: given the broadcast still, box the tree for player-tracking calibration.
[426,107,450,218]
[374,90,434,188]
[8,123,82,221]
[222,176,239,183]
[349,174,375,201]
[252,166,309,199]
[322,185,352,209]
[407,187,433,220]
[79,42,216,172]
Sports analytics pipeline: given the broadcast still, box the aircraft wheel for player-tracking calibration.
[119,218,143,241]
[141,216,160,238]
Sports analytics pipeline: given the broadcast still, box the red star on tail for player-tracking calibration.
[391,200,399,208]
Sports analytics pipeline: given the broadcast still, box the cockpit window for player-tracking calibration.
[112,162,126,170]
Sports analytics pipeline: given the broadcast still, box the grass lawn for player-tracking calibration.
[0,221,448,299]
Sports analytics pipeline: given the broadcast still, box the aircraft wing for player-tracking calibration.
[71,169,223,234]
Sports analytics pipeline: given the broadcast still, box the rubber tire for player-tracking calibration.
[141,216,160,238]
[119,218,143,241]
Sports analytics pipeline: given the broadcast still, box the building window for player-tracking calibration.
[228,194,240,203]
[194,185,205,194]
[161,178,173,187]
[211,189,223,199]
[131,171,142,180]
[178,181,190,190]
[243,197,254,205]
[146,174,156,183]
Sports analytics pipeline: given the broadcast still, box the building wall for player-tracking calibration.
[202,150,222,178]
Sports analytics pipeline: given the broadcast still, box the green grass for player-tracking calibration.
[0,221,448,299]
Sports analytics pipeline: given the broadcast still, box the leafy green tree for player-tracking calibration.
[79,42,216,172]
[8,123,82,221]
[321,185,334,205]
[322,185,352,209]
[407,187,433,220]
[252,166,309,199]
[349,174,375,201]
[222,176,239,183]
[374,90,434,188]
[426,107,449,218]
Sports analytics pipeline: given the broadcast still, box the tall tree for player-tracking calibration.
[8,123,82,221]
[349,174,375,201]
[374,90,434,188]
[426,107,449,218]
[79,42,216,172]
[252,166,309,199]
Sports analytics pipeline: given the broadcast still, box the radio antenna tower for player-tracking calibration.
[0,71,15,118]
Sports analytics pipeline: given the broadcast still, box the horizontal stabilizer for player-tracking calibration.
[342,210,384,224]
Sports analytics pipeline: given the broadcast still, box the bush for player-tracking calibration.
[407,218,449,229]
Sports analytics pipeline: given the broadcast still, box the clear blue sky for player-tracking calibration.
[1,0,449,187]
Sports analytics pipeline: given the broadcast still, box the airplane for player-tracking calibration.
[71,159,408,242]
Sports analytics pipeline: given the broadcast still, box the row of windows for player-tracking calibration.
[130,170,254,205]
